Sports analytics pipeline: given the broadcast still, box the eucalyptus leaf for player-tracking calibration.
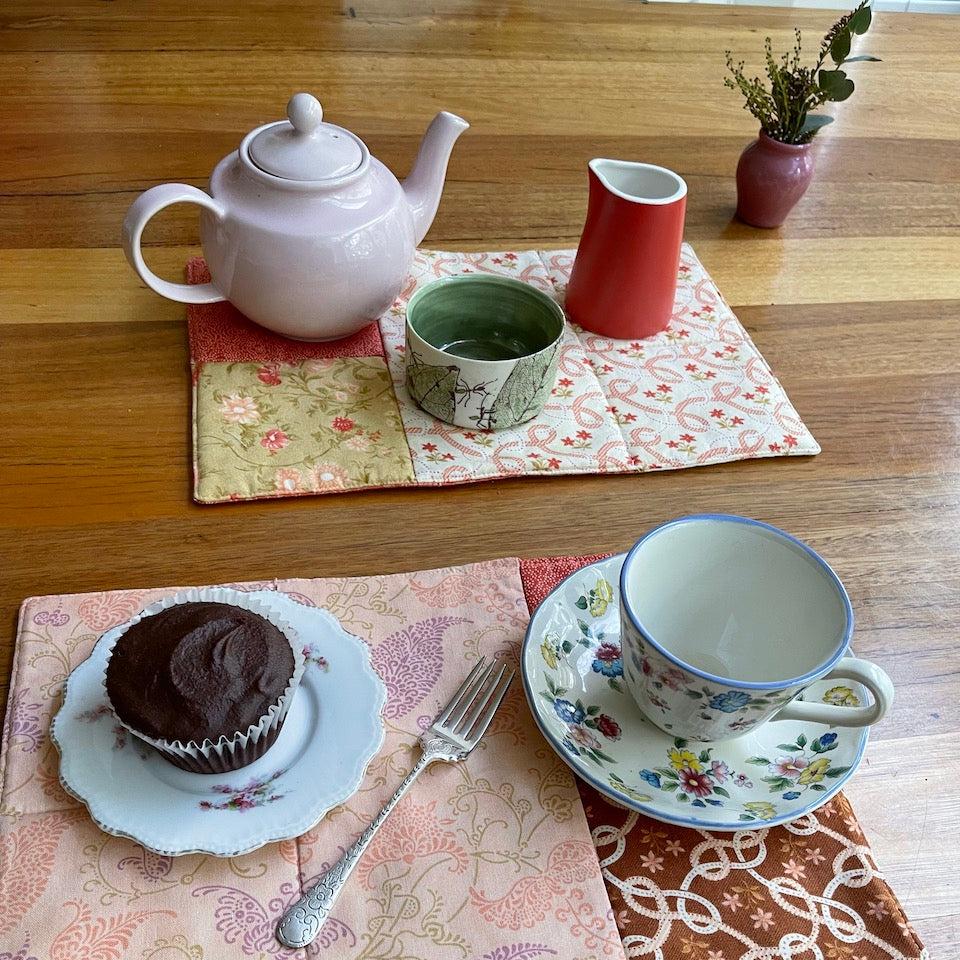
[800,114,834,137]
[850,5,872,34]
[830,30,851,65]
[819,69,855,102]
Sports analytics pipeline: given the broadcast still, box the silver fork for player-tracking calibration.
[276,657,515,949]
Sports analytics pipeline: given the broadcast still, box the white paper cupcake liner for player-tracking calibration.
[102,586,305,774]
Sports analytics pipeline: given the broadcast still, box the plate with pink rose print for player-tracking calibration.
[52,590,386,856]
[521,555,869,831]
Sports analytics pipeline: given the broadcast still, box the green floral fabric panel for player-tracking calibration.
[194,357,416,502]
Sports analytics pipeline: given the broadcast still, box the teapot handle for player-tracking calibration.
[122,184,227,304]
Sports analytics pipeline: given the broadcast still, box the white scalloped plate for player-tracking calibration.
[52,591,386,856]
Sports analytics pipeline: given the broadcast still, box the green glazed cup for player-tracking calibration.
[405,275,565,430]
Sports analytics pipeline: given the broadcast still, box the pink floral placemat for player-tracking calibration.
[0,561,625,960]
[188,245,819,503]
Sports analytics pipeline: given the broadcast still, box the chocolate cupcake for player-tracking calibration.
[103,588,304,773]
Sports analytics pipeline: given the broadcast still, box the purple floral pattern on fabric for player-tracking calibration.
[480,945,558,960]
[0,940,39,960]
[6,692,44,754]
[193,882,355,956]
[372,616,470,719]
[31,608,69,627]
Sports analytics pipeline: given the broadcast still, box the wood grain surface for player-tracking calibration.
[1,1,958,953]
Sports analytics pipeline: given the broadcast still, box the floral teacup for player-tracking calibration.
[619,514,894,742]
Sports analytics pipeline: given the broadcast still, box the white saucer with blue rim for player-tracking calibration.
[521,555,868,830]
[52,591,385,857]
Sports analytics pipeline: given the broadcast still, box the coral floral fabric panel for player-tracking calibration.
[0,562,625,960]
[521,555,925,960]
[188,245,818,503]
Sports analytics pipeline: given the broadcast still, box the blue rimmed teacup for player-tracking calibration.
[619,514,894,742]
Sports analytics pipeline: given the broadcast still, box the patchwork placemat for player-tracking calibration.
[1,561,624,960]
[189,245,820,503]
[523,556,925,960]
[1,559,923,960]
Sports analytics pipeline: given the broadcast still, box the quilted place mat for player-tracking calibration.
[188,245,820,503]
[523,557,925,960]
[1,558,922,960]
[2,560,623,960]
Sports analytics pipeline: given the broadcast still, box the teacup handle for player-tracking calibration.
[773,656,894,727]
[122,183,227,304]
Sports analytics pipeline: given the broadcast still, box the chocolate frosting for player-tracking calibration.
[105,601,295,745]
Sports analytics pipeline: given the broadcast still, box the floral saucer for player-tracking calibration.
[521,555,869,830]
[52,591,386,856]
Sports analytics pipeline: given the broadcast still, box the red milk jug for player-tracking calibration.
[565,159,687,340]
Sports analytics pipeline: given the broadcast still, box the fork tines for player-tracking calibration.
[434,657,514,746]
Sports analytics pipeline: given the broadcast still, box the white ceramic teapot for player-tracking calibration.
[122,93,469,341]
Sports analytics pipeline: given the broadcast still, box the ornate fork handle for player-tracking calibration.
[276,737,458,949]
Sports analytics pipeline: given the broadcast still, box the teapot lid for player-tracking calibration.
[248,93,364,181]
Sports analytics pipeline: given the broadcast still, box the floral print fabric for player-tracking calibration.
[194,357,415,502]
[189,246,819,502]
[0,562,625,960]
[1,559,924,959]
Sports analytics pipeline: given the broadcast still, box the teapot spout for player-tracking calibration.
[403,111,469,246]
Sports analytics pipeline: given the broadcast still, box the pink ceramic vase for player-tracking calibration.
[735,132,815,229]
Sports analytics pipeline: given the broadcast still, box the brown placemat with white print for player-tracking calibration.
[188,244,819,503]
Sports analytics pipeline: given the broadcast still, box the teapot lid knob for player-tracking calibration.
[247,91,365,182]
[287,93,323,135]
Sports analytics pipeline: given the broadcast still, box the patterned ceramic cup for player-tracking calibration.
[404,275,565,430]
[619,515,894,742]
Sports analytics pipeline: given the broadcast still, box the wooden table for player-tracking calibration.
[2,0,958,953]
